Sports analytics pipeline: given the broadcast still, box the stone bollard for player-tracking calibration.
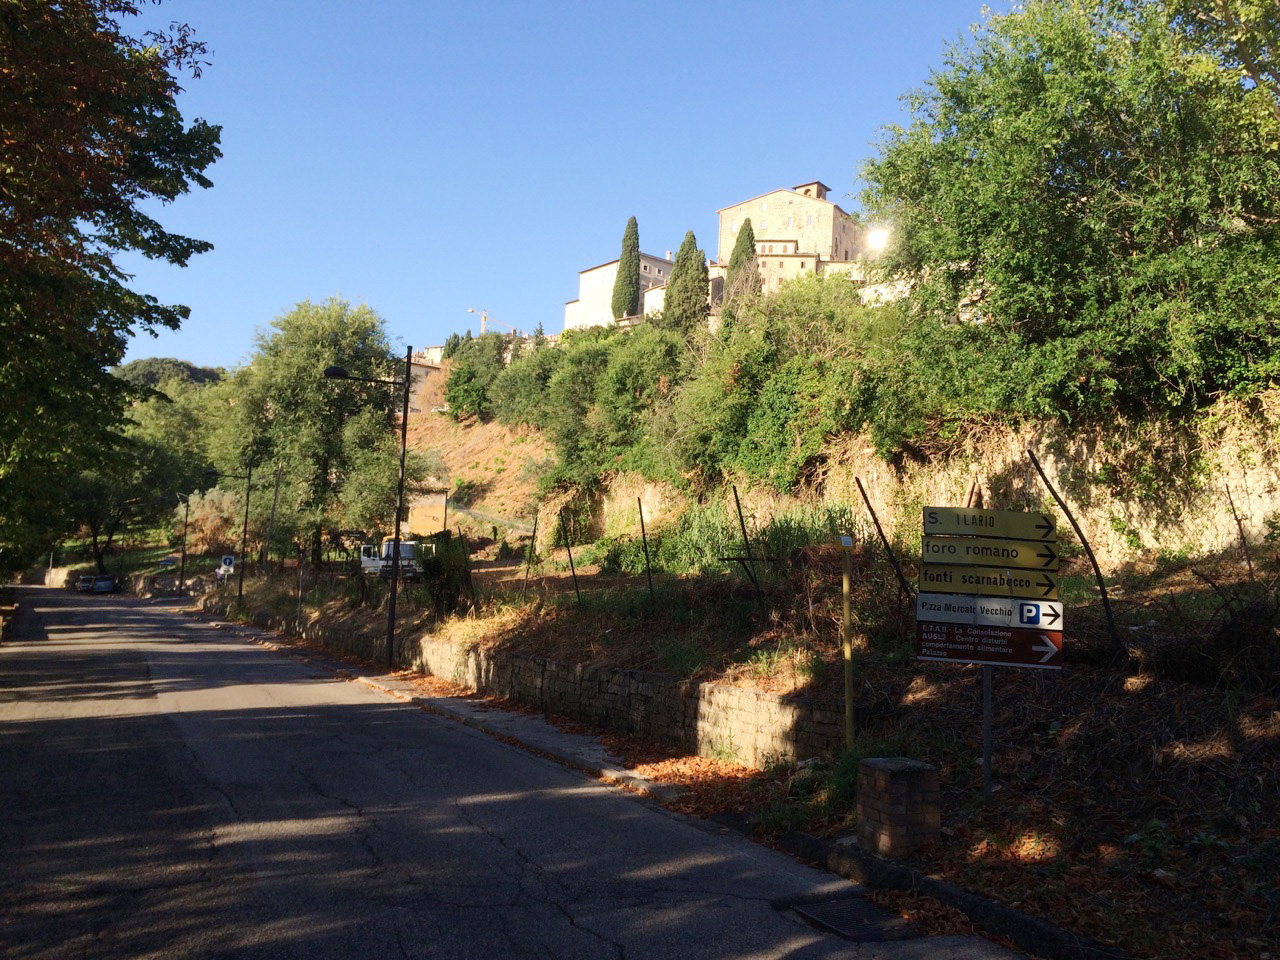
[857,757,941,857]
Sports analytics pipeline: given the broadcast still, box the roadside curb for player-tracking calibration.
[354,673,686,804]
[776,832,1131,960]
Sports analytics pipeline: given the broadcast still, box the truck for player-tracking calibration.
[359,536,426,582]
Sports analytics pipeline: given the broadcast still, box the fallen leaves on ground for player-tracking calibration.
[867,890,977,937]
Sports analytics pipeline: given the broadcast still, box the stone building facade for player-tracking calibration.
[564,251,675,330]
[712,181,871,295]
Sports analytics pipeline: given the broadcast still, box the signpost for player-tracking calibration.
[923,507,1055,541]
[916,621,1062,667]
[919,565,1060,600]
[921,535,1058,570]
[916,593,1063,631]
[839,535,856,749]
[218,554,235,585]
[915,506,1065,800]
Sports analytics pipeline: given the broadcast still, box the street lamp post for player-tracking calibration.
[324,344,413,671]
[237,466,253,601]
[176,493,191,597]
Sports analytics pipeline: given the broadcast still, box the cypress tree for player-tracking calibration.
[611,216,641,319]
[724,218,760,302]
[663,230,709,333]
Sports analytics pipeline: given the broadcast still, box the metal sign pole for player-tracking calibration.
[237,465,252,601]
[843,545,854,749]
[638,497,655,606]
[982,665,994,801]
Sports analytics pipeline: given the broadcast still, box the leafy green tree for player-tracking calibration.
[1168,0,1280,122]
[723,218,760,308]
[491,339,564,428]
[444,332,507,420]
[338,435,446,538]
[542,329,620,482]
[114,357,222,390]
[595,325,684,458]
[65,426,193,574]
[735,356,852,492]
[611,216,641,319]
[0,0,220,576]
[441,332,463,359]
[860,0,1280,424]
[208,298,426,562]
[658,306,777,486]
[661,231,710,334]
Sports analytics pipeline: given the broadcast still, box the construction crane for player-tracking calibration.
[467,307,518,337]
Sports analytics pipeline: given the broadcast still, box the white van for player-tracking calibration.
[360,537,421,581]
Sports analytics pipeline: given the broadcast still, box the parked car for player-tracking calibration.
[92,575,116,594]
[75,575,95,592]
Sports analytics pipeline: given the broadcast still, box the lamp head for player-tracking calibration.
[323,365,349,380]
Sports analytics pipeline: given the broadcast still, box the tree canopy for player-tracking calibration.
[0,0,221,575]
[610,216,641,320]
[114,357,223,390]
[207,298,429,561]
[860,0,1280,420]
[723,218,760,308]
[661,230,710,334]
[444,333,508,421]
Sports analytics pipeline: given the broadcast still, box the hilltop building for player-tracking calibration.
[711,181,870,296]
[563,251,674,331]
[561,180,889,332]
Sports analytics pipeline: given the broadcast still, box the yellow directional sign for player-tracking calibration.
[922,535,1059,571]
[919,564,1060,600]
[923,507,1056,542]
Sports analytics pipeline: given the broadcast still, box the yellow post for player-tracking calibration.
[841,537,855,749]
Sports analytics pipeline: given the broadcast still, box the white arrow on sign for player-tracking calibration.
[1032,633,1059,663]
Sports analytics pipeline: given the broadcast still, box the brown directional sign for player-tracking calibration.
[919,564,1060,600]
[923,507,1056,542]
[922,535,1059,571]
[915,621,1063,669]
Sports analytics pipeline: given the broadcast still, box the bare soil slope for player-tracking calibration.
[407,362,553,527]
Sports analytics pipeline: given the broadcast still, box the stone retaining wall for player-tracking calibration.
[199,594,849,768]
[409,632,845,767]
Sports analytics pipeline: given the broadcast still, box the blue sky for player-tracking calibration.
[120,0,1009,370]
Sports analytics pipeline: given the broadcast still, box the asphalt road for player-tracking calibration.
[0,586,1015,959]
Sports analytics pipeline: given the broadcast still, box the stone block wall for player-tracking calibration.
[856,757,940,857]
[410,632,845,767]
[197,593,849,768]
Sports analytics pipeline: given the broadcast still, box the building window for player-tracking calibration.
[787,217,794,228]
[807,215,813,226]
[778,261,783,268]
[801,261,806,269]
[762,219,768,231]
[761,201,767,211]
[643,264,649,272]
